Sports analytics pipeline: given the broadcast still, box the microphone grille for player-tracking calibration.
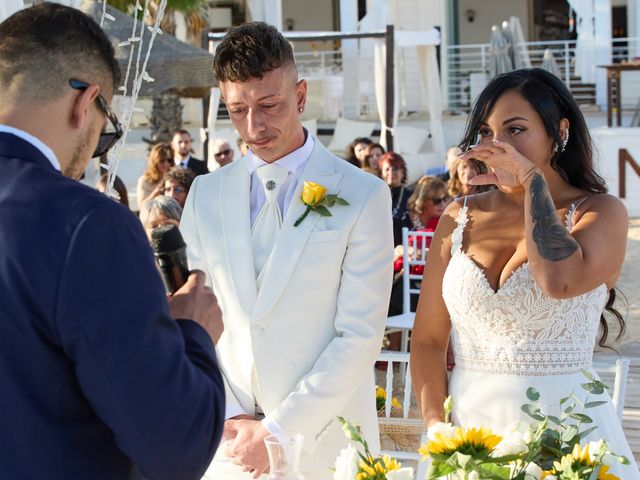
[150,224,186,254]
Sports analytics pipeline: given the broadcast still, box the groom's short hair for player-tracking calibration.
[213,22,295,83]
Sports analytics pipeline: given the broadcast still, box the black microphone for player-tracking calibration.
[150,224,190,294]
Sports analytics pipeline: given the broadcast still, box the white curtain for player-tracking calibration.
[417,45,445,161]
[567,0,596,83]
[0,0,23,21]
[374,40,399,152]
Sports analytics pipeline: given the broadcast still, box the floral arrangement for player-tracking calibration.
[419,372,630,479]
[376,385,402,413]
[333,416,414,480]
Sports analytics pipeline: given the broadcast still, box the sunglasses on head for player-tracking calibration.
[69,79,123,158]
[214,148,232,158]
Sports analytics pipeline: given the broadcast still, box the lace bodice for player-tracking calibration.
[442,201,608,376]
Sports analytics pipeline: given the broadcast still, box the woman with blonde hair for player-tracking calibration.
[136,142,174,207]
[448,155,492,198]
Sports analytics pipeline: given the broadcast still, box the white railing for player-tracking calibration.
[446,37,640,112]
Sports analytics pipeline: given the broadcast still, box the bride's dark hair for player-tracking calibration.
[459,68,625,346]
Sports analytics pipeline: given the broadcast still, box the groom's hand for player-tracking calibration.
[224,416,270,478]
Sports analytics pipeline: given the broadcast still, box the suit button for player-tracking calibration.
[251,325,264,335]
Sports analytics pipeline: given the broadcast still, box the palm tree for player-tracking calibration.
[108,0,209,143]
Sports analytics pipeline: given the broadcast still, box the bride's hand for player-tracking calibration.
[460,140,537,188]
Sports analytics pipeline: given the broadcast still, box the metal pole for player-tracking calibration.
[385,24,395,152]
[564,41,570,88]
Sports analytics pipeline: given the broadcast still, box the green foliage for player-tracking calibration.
[107,0,202,14]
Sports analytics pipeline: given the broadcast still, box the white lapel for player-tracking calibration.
[220,159,258,316]
[251,141,343,321]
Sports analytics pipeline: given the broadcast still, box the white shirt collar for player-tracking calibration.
[246,129,315,175]
[0,124,61,171]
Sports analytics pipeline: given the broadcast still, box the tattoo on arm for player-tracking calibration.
[530,173,579,261]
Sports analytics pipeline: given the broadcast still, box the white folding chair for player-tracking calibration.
[386,227,434,353]
[592,357,630,419]
[376,351,429,479]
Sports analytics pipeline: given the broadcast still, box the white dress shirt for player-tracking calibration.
[0,124,61,171]
[247,130,315,225]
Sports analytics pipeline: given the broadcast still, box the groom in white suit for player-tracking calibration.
[180,22,393,479]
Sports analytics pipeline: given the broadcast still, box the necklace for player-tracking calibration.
[391,186,405,218]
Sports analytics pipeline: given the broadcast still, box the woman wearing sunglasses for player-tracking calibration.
[136,142,175,209]
[389,176,449,317]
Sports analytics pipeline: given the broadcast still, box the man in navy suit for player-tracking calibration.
[172,129,209,176]
[0,4,225,480]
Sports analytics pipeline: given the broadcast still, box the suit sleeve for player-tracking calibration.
[268,180,394,452]
[55,201,225,480]
[181,176,247,420]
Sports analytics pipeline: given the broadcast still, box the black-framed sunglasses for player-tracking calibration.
[431,195,449,206]
[214,148,232,158]
[69,79,123,158]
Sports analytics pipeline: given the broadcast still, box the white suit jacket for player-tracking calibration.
[180,139,394,472]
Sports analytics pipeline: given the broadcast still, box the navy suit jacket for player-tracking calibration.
[0,133,224,480]
[184,156,209,176]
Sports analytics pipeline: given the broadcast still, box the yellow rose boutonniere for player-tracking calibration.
[294,181,349,227]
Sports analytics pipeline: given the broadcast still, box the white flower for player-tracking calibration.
[492,429,528,457]
[332,444,359,480]
[587,439,616,466]
[386,467,415,480]
[510,460,542,479]
[427,422,456,442]
[467,471,479,480]
[523,461,542,479]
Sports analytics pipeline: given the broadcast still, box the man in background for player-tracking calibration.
[173,128,209,176]
[0,5,225,479]
[211,138,235,168]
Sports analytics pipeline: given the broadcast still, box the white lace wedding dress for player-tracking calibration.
[442,200,639,478]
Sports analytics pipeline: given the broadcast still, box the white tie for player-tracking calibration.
[251,163,289,277]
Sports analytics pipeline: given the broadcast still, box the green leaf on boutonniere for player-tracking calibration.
[335,197,349,205]
[314,206,332,217]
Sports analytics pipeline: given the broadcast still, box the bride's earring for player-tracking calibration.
[561,129,569,152]
[552,142,559,154]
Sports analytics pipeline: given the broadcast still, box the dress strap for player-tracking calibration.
[564,196,589,232]
[450,196,469,256]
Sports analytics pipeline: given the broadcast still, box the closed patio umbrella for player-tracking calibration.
[489,24,513,78]
[541,48,561,78]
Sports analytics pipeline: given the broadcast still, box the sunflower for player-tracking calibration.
[356,455,401,480]
[375,386,402,412]
[550,444,620,480]
[419,426,503,458]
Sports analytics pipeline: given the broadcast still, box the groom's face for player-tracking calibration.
[220,65,307,163]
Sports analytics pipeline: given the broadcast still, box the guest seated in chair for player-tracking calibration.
[362,142,385,176]
[344,136,373,168]
[380,152,412,246]
[139,195,182,242]
[389,176,448,316]
[162,167,195,209]
[136,142,174,207]
[448,155,493,198]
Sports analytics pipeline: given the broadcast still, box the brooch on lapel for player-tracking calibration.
[294,181,349,227]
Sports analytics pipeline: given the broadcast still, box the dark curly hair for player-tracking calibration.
[164,167,195,193]
[213,22,295,83]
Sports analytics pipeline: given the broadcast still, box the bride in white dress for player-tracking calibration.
[410,68,639,478]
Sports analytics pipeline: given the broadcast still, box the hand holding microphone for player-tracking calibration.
[151,224,223,344]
